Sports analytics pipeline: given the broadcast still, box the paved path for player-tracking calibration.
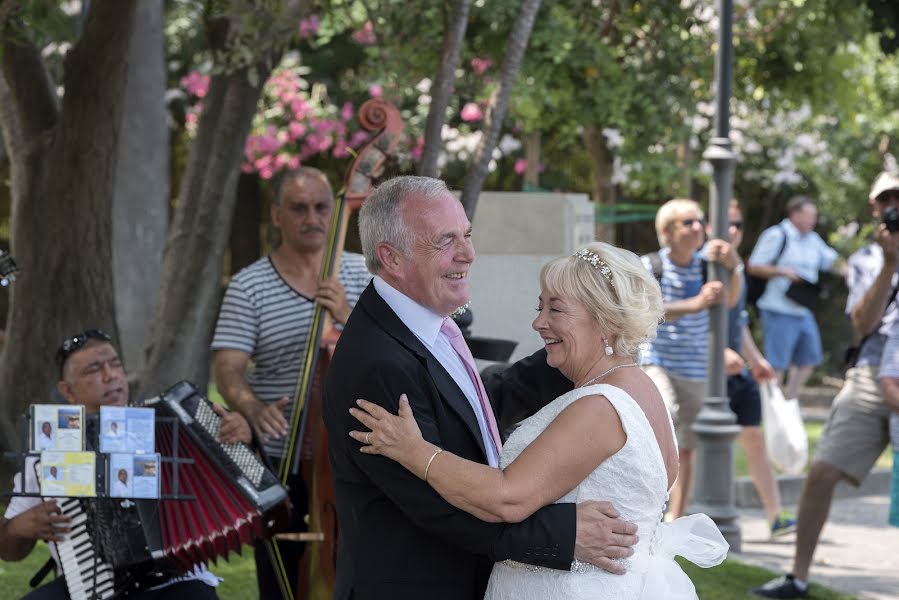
[733,494,899,600]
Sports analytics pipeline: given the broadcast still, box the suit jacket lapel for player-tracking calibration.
[357,283,488,460]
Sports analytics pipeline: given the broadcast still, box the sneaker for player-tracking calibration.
[752,574,809,598]
[770,512,797,538]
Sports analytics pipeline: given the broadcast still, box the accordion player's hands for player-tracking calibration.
[8,500,71,543]
[213,403,253,445]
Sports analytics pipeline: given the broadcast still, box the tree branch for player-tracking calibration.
[419,0,471,177]
[0,0,17,29]
[460,0,542,219]
[0,25,58,161]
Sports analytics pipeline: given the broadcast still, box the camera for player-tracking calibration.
[884,206,899,233]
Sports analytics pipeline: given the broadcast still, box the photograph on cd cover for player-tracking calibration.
[39,451,96,497]
[108,453,160,499]
[31,405,84,452]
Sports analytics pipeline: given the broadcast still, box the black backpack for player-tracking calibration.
[745,225,788,307]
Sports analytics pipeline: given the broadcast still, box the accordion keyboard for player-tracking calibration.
[194,400,266,487]
[54,497,115,600]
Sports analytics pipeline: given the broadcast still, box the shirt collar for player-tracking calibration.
[373,276,446,347]
[780,218,802,238]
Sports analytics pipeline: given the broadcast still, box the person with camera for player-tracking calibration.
[746,196,838,402]
[753,171,899,598]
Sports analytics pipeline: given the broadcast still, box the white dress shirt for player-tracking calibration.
[374,277,500,467]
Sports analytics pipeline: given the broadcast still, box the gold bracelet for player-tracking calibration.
[424,448,443,482]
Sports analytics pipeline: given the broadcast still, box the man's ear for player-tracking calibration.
[375,242,402,276]
[56,381,73,404]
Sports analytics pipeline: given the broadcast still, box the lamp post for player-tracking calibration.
[690,0,742,551]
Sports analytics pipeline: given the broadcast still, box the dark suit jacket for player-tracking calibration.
[324,283,577,600]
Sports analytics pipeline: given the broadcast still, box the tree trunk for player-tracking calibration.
[0,0,137,450]
[418,0,471,178]
[583,124,616,244]
[524,131,540,188]
[229,172,262,274]
[113,0,169,376]
[140,65,271,397]
[460,0,541,220]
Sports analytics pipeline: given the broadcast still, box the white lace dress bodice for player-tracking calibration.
[484,384,727,600]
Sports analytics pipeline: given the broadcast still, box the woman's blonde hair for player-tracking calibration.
[539,242,663,358]
[654,198,703,247]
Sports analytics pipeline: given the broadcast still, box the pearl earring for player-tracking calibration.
[603,338,614,356]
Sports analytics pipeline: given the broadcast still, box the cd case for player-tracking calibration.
[40,451,96,497]
[31,405,84,452]
[99,406,155,454]
[108,453,160,499]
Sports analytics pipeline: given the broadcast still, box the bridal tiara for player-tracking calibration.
[573,249,614,287]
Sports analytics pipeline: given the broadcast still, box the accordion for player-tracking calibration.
[55,381,288,599]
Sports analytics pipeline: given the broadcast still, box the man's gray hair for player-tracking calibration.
[358,176,451,273]
[786,195,815,215]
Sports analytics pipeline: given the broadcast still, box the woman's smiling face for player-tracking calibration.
[532,289,602,381]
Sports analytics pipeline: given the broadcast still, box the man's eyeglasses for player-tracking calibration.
[729,221,744,231]
[56,329,112,373]
[680,218,706,227]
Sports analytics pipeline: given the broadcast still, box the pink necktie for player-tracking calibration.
[440,317,503,455]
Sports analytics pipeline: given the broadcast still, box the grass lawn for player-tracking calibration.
[733,421,892,478]
[1,541,858,600]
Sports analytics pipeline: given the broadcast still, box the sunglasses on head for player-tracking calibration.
[56,329,112,373]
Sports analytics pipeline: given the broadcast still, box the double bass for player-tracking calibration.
[267,99,404,600]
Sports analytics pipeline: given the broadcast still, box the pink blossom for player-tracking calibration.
[332,140,350,158]
[185,111,199,127]
[514,158,528,175]
[260,167,274,180]
[471,58,492,75]
[341,102,354,121]
[254,155,274,170]
[288,122,306,140]
[291,98,309,119]
[258,133,281,154]
[460,102,483,122]
[368,84,383,98]
[352,20,377,45]
[411,136,425,161]
[298,15,320,40]
[349,130,370,148]
[287,156,301,170]
[241,163,254,173]
[181,71,210,98]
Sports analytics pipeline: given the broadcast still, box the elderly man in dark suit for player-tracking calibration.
[324,176,637,600]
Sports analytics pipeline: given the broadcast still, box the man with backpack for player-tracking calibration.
[746,196,838,402]
[640,198,741,519]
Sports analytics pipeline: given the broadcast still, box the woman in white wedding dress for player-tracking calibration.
[350,242,728,599]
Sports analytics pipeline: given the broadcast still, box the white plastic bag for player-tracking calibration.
[759,381,808,475]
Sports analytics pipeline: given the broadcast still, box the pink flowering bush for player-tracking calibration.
[180,55,382,179]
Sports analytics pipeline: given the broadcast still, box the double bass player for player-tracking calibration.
[211,166,371,598]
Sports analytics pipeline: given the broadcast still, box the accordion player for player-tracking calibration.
[4,380,288,600]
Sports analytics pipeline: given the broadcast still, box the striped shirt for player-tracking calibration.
[640,248,708,381]
[211,253,371,458]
